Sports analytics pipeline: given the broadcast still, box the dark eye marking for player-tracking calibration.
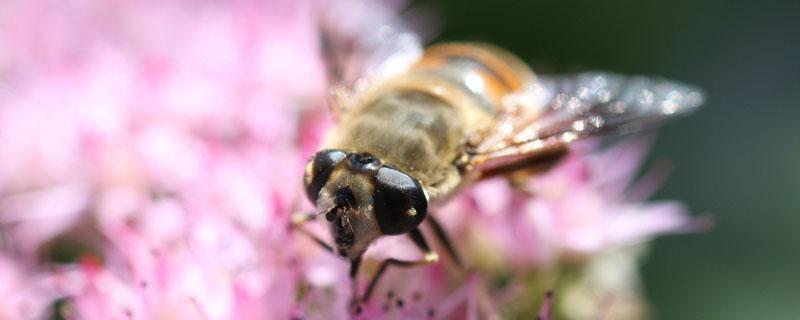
[304,149,347,203]
[372,166,427,235]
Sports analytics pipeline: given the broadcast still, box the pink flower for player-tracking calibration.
[0,0,701,318]
[0,254,61,319]
[1,0,321,318]
[439,140,701,270]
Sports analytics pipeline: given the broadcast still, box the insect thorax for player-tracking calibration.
[324,90,465,201]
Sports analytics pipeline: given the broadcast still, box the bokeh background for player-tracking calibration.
[413,0,800,319]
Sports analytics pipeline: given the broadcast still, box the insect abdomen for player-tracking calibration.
[412,42,536,114]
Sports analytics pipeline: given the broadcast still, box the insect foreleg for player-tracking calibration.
[427,214,464,268]
[349,256,362,306]
[290,212,335,254]
[360,228,439,302]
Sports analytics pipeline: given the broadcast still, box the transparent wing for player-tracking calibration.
[319,1,423,118]
[467,72,704,177]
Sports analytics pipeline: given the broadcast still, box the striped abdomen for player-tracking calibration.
[411,42,536,114]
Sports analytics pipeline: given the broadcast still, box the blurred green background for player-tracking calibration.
[414,0,800,318]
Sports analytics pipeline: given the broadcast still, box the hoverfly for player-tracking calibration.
[291,2,704,304]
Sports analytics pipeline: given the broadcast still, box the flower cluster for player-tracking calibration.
[0,0,699,319]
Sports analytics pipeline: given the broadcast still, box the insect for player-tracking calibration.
[291,3,704,304]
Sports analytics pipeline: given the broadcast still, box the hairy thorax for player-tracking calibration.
[323,90,468,201]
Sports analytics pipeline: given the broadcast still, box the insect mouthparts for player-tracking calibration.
[325,187,356,222]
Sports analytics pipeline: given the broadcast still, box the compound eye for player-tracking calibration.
[304,149,347,203]
[372,166,427,235]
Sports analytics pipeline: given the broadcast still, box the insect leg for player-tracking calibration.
[360,228,439,302]
[349,256,362,304]
[427,214,464,268]
[289,212,334,254]
[471,144,568,181]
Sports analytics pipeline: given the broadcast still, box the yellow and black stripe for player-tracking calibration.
[412,42,536,112]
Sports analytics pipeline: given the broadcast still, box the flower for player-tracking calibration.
[442,140,699,269]
[1,0,323,318]
[0,0,701,319]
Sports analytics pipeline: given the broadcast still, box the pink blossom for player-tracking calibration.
[0,0,701,318]
[0,254,59,319]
